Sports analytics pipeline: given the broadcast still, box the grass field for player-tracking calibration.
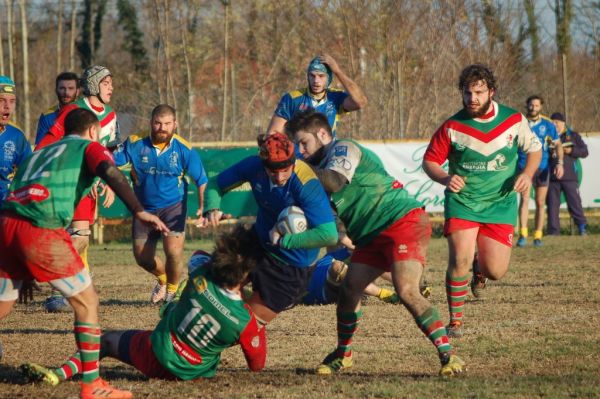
[1,234,599,398]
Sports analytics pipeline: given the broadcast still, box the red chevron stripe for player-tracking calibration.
[446,112,522,143]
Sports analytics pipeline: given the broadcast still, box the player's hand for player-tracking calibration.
[317,54,340,74]
[193,209,206,228]
[135,211,170,234]
[514,173,532,194]
[444,175,466,193]
[205,209,224,227]
[101,185,115,208]
[339,233,355,250]
[18,280,41,304]
[268,226,282,246]
[554,164,564,180]
[90,181,99,200]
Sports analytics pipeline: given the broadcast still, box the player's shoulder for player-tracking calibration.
[5,122,26,136]
[293,160,319,185]
[171,134,193,150]
[287,88,308,99]
[495,103,522,120]
[42,105,60,116]
[127,133,148,144]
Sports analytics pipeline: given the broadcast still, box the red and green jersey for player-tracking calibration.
[36,97,119,150]
[319,138,422,247]
[424,101,542,225]
[150,266,266,380]
[2,136,113,228]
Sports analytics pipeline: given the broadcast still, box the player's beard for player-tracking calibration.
[463,96,492,118]
[305,142,327,166]
[527,109,540,119]
[152,130,172,144]
[59,95,77,106]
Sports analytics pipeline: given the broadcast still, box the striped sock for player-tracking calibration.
[74,322,101,383]
[336,310,363,357]
[54,352,82,381]
[446,273,469,323]
[415,307,452,356]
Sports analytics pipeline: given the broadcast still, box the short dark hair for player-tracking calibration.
[458,64,497,92]
[526,95,544,106]
[55,72,80,88]
[207,225,263,288]
[151,104,176,120]
[64,108,99,136]
[284,109,332,138]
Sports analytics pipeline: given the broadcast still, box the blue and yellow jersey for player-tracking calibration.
[518,115,558,171]
[113,133,208,211]
[34,105,60,145]
[0,122,32,202]
[204,156,336,268]
[274,88,348,136]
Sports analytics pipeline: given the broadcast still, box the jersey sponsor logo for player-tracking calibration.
[506,134,514,148]
[6,183,50,204]
[170,332,203,365]
[3,141,16,161]
[334,145,348,157]
[169,152,179,168]
[486,154,508,171]
[251,335,260,348]
[141,156,149,163]
[392,180,403,189]
[398,244,408,254]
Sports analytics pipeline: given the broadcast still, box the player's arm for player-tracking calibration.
[422,125,466,193]
[553,139,564,179]
[515,116,542,193]
[319,54,367,112]
[238,313,267,372]
[186,148,209,224]
[266,115,287,136]
[203,157,255,227]
[570,133,589,159]
[87,143,169,233]
[35,103,78,150]
[277,178,338,249]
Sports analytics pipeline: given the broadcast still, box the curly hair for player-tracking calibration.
[458,64,497,92]
[207,225,263,288]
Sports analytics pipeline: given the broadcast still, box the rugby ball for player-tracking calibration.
[188,249,212,274]
[276,206,308,235]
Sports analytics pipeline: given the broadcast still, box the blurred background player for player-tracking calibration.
[113,104,208,303]
[423,64,541,338]
[34,72,80,145]
[547,112,589,236]
[266,54,367,137]
[38,65,119,312]
[0,76,32,204]
[204,133,337,329]
[0,108,168,399]
[20,225,265,385]
[516,95,564,247]
[287,110,463,377]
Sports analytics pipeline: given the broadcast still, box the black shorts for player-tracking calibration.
[251,254,314,314]
[533,168,550,188]
[133,201,187,241]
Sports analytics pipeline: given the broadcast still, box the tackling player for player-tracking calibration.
[203,133,338,328]
[20,225,266,385]
[287,110,464,376]
[422,64,542,337]
[0,108,168,399]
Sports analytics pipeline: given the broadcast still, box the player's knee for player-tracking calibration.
[100,331,120,359]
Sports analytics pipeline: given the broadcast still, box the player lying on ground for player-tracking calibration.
[21,225,266,385]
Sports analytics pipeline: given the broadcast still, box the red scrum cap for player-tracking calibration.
[259,132,296,171]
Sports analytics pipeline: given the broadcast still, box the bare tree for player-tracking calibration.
[69,0,77,70]
[220,0,230,142]
[6,0,14,80]
[19,0,29,137]
[57,0,64,74]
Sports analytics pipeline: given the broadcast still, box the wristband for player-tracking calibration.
[557,160,564,165]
